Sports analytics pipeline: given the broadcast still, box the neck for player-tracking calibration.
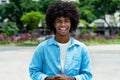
[55,35,70,43]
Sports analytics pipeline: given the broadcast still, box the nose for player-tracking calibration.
[61,21,65,26]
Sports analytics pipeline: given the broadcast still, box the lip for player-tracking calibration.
[60,28,66,30]
[59,27,67,33]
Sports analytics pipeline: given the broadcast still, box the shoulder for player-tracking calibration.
[72,38,87,48]
[72,38,89,52]
[37,36,55,48]
[33,38,52,54]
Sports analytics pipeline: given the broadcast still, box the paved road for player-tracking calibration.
[89,45,120,80]
[0,45,120,80]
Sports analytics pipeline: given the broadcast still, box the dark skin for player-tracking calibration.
[55,34,70,43]
[45,17,76,80]
[45,74,75,80]
[54,17,71,43]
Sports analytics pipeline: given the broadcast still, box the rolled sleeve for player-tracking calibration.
[38,74,48,80]
[74,75,82,80]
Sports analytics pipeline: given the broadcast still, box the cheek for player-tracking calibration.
[67,22,71,27]
[54,25,58,30]
[68,24,71,30]
[53,23,58,28]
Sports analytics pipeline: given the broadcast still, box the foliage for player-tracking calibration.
[77,0,120,22]
[92,24,97,32]
[81,9,97,23]
[0,5,5,22]
[77,0,97,22]
[89,0,120,17]
[2,21,19,36]
[118,31,120,38]
[0,0,120,33]
[1,0,41,32]
[20,0,40,12]
[20,11,45,31]
[2,0,24,32]
[79,19,89,34]
[38,0,60,14]
[80,19,87,27]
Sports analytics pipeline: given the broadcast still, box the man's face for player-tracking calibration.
[53,17,71,37]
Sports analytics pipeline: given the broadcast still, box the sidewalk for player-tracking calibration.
[0,45,120,80]
[88,44,120,80]
[0,46,35,80]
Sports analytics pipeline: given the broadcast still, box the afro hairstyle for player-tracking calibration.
[45,1,80,34]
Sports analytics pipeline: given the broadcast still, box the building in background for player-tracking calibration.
[62,0,79,2]
[88,11,120,36]
[32,0,39,2]
[0,0,9,5]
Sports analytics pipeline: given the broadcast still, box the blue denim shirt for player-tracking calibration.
[29,36,92,80]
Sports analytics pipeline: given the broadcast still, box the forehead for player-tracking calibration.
[55,16,70,20]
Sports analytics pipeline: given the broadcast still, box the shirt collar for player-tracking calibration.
[70,37,80,47]
[48,36,80,47]
[47,36,58,46]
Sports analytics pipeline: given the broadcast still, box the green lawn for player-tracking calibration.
[0,39,120,46]
[80,38,120,45]
[0,40,39,46]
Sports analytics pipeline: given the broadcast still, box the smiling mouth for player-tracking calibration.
[58,28,67,32]
[59,28,66,30]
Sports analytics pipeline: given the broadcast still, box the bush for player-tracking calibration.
[20,11,45,31]
[2,21,19,36]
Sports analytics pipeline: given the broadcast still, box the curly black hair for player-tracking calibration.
[45,1,80,34]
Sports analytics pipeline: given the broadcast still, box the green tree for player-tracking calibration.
[2,0,41,32]
[2,0,24,32]
[80,9,97,23]
[77,0,97,23]
[2,21,19,36]
[89,0,120,17]
[20,11,45,31]
[77,0,120,22]
[20,0,40,12]
[79,19,89,34]
[38,0,60,14]
[0,5,5,22]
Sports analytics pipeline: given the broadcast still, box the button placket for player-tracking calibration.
[57,47,62,73]
[63,48,70,73]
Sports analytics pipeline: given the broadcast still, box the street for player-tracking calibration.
[89,45,120,80]
[0,45,120,80]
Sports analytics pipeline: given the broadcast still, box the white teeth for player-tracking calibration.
[60,28,66,30]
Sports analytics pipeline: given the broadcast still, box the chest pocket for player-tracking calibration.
[72,56,81,70]
[66,56,81,76]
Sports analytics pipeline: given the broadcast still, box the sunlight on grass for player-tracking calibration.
[80,39,120,45]
[0,39,120,46]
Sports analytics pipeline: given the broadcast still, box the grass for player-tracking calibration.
[80,38,120,45]
[0,40,39,46]
[0,38,120,46]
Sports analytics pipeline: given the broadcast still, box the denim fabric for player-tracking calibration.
[29,36,92,80]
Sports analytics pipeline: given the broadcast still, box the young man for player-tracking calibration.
[29,1,92,80]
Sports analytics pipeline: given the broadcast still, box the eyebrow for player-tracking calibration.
[56,17,70,20]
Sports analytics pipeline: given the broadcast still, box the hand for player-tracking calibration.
[54,74,67,80]
[45,76,55,80]
[45,74,76,80]
[54,74,75,80]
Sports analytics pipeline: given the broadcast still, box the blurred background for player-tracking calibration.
[0,0,120,80]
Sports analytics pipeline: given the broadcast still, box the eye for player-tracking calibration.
[65,19,70,22]
[56,20,62,23]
